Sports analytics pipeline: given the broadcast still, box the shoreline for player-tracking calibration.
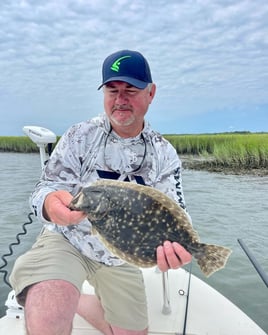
[181,155,268,177]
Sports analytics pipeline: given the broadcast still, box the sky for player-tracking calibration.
[0,0,268,136]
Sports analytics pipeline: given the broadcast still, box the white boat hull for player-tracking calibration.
[0,267,266,335]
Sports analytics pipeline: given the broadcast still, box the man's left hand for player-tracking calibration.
[156,241,192,272]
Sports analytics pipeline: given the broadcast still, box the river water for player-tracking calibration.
[0,152,267,332]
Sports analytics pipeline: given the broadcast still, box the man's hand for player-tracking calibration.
[43,190,87,225]
[156,241,192,272]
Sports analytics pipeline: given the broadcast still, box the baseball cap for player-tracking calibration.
[98,50,153,90]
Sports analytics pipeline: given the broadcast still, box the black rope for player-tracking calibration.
[0,212,34,288]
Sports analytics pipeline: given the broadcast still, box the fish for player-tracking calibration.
[69,179,232,277]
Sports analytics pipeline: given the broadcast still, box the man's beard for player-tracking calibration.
[110,107,135,126]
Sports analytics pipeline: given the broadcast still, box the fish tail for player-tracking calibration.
[194,243,232,277]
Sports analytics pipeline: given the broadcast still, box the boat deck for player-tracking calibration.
[0,267,266,335]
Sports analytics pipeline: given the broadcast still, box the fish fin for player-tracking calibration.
[194,243,232,277]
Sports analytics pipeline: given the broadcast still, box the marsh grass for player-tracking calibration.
[0,136,59,153]
[0,137,38,152]
[1,133,267,171]
[164,133,268,170]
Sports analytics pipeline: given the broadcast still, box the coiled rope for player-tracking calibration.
[0,212,34,288]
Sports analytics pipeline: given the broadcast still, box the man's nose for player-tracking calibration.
[115,91,128,103]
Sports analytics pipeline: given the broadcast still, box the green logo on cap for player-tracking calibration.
[110,55,131,72]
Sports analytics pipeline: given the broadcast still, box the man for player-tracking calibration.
[10,50,192,335]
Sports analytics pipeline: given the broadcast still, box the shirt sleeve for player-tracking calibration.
[30,124,84,223]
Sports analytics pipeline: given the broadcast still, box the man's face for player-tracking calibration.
[103,81,156,137]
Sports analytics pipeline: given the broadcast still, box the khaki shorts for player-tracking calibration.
[9,229,148,330]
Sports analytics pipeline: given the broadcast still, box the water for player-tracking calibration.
[0,153,267,332]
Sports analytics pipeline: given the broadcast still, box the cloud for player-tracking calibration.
[0,0,267,135]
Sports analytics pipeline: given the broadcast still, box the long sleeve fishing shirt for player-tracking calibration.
[30,114,190,266]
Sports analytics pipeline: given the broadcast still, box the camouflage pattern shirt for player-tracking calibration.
[31,114,190,266]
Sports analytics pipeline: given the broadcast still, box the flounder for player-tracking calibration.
[69,179,231,277]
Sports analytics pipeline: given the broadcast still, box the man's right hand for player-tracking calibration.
[43,190,87,225]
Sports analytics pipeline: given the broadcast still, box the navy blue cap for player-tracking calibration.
[98,50,153,90]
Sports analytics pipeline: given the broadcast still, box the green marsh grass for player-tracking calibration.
[0,136,38,152]
[0,136,59,153]
[164,133,268,170]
